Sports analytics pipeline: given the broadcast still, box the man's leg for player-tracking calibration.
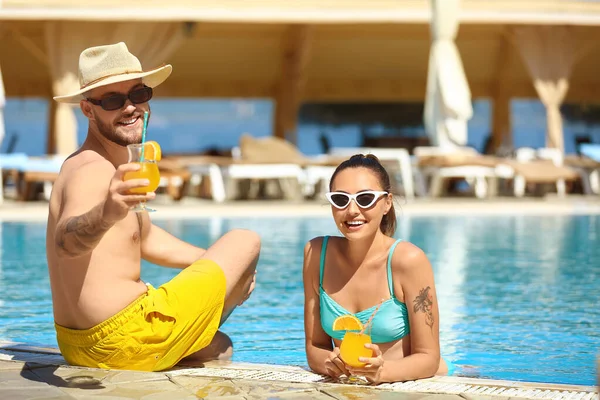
[180,229,260,363]
[179,331,233,364]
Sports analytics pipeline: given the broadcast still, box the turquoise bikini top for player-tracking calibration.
[319,236,410,344]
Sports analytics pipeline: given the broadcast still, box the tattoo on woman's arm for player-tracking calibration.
[413,286,434,331]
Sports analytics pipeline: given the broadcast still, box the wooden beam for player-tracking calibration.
[46,97,57,154]
[6,26,49,68]
[273,24,312,141]
[155,80,274,98]
[2,79,53,97]
[490,30,514,151]
[8,75,600,106]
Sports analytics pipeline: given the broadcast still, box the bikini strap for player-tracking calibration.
[319,236,330,287]
[386,238,403,296]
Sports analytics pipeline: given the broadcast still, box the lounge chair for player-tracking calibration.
[2,153,192,203]
[167,135,346,202]
[237,134,344,199]
[414,146,498,198]
[565,144,600,195]
[509,147,579,197]
[156,159,192,201]
[163,152,307,202]
[413,147,580,198]
[7,155,65,201]
[0,153,30,203]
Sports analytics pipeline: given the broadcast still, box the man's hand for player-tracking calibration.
[104,163,156,222]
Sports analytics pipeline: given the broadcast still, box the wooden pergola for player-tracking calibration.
[1,0,600,154]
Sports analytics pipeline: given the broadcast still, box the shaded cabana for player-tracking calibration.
[1,0,600,156]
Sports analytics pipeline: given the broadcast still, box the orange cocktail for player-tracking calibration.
[339,332,373,368]
[125,140,162,212]
[124,162,160,194]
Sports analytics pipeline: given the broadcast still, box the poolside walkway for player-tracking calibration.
[1,194,600,221]
[0,342,597,400]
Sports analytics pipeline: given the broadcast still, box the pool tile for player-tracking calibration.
[100,369,167,385]
[320,385,457,399]
[269,390,334,399]
[1,346,598,399]
[51,375,185,399]
[233,378,318,397]
[0,387,75,399]
[0,368,50,389]
[168,375,245,397]
[0,360,25,370]
[26,365,112,389]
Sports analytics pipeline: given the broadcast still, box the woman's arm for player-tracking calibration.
[385,243,441,382]
[302,238,349,378]
[350,243,441,383]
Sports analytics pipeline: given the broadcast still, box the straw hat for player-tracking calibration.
[53,42,172,104]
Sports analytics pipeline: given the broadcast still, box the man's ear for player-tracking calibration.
[80,100,94,119]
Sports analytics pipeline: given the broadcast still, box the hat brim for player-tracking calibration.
[53,64,172,104]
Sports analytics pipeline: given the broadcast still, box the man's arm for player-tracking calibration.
[55,201,115,258]
[141,223,206,268]
[54,162,116,258]
[55,161,153,258]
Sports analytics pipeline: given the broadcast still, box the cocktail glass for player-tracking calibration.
[123,143,160,212]
[339,330,373,384]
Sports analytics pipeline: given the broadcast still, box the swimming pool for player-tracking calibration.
[0,214,598,386]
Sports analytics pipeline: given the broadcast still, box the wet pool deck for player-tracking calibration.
[0,341,597,400]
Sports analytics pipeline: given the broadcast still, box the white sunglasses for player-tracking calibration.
[325,191,388,209]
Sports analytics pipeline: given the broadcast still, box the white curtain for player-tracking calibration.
[512,26,579,153]
[423,0,473,149]
[45,21,186,155]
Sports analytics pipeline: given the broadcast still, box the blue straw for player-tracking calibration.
[140,111,149,161]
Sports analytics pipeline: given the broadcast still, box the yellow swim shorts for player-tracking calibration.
[55,259,226,372]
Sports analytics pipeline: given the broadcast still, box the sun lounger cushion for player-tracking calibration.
[239,134,306,164]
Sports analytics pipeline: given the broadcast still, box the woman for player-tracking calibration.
[302,154,449,384]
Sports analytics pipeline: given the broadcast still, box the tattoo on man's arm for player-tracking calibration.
[413,286,434,331]
[55,203,113,257]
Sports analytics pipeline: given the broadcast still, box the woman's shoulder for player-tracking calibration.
[304,236,324,252]
[390,240,430,273]
[304,235,344,250]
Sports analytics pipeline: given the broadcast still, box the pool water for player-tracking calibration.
[0,215,598,386]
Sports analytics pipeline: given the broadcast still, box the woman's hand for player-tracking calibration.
[346,343,385,384]
[324,347,350,380]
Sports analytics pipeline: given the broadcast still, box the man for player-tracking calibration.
[46,42,260,372]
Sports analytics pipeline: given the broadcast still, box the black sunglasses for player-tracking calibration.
[326,191,388,209]
[86,86,153,111]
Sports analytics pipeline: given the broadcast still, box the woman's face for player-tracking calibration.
[329,167,392,240]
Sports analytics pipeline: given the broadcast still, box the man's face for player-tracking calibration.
[82,79,151,147]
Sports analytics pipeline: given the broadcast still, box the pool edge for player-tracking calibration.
[1,340,597,399]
